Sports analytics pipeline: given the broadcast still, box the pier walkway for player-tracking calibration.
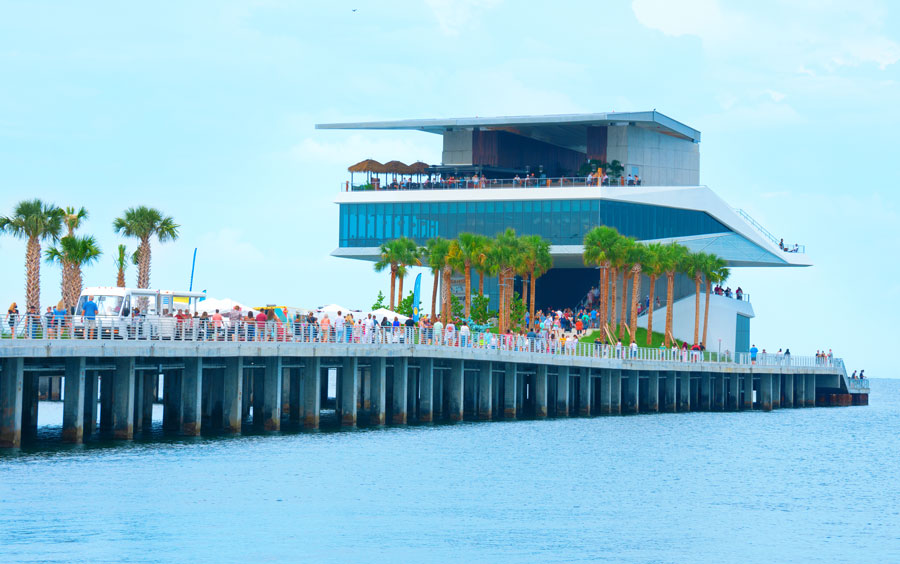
[0,331,868,448]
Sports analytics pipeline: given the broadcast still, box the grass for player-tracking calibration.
[579,324,672,347]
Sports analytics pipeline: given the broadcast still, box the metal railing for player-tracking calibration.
[847,378,870,392]
[343,175,643,192]
[2,314,845,371]
[735,208,806,254]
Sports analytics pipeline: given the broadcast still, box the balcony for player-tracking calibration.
[341,175,646,193]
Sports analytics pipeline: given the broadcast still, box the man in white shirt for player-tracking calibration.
[432,319,443,345]
[459,322,471,347]
[333,311,345,343]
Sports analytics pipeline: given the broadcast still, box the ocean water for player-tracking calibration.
[1,380,897,564]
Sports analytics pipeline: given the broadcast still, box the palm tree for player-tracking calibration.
[395,238,421,303]
[583,226,621,333]
[660,242,688,347]
[703,256,729,348]
[452,233,484,318]
[114,244,128,287]
[63,206,88,237]
[684,251,708,345]
[489,229,520,333]
[606,236,633,340]
[627,243,646,344]
[56,206,89,305]
[45,236,102,307]
[470,234,492,298]
[424,238,451,319]
[112,206,179,289]
[642,242,665,346]
[0,199,64,313]
[519,235,553,326]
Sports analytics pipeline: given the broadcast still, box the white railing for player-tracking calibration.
[1,314,846,371]
[735,208,806,254]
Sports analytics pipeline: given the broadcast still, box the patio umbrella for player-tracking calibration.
[347,159,386,185]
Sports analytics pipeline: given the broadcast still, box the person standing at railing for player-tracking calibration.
[334,311,345,343]
[6,302,18,338]
[82,295,98,340]
[53,300,67,339]
[44,306,54,338]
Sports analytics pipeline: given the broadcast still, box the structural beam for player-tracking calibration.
[392,358,408,425]
[448,359,464,422]
[534,364,548,418]
[341,357,359,427]
[369,358,386,427]
[304,357,322,429]
[223,358,243,433]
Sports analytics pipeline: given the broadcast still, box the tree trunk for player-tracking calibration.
[702,278,711,349]
[464,262,471,318]
[478,270,484,297]
[71,265,84,307]
[529,269,537,327]
[441,265,452,322]
[138,237,151,289]
[664,272,675,346]
[398,274,404,304]
[117,267,126,288]
[60,260,69,309]
[26,236,41,313]
[646,274,657,346]
[389,265,397,310]
[619,269,627,342]
[431,271,438,319]
[629,266,641,344]
[609,266,617,334]
[600,265,608,332]
[693,275,701,345]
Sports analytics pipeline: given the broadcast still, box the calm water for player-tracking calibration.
[1,380,898,564]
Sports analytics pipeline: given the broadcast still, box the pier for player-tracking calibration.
[0,335,868,448]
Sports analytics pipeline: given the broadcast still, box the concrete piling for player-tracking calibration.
[223,358,243,433]
[609,369,622,414]
[477,361,492,421]
[419,358,434,423]
[663,371,676,412]
[699,373,711,411]
[83,370,98,438]
[261,357,282,431]
[503,363,517,420]
[759,373,773,411]
[163,370,182,432]
[534,364,548,418]
[728,374,740,410]
[112,357,136,440]
[578,368,592,416]
[805,374,816,407]
[180,358,203,436]
[0,358,24,448]
[391,358,408,425]
[141,371,155,430]
[448,359,464,422]
[783,373,794,408]
[623,371,639,414]
[288,367,302,425]
[341,357,359,427]
[62,357,86,443]
[713,374,725,411]
[556,366,569,417]
[743,374,754,410]
[678,372,691,412]
[303,357,322,429]
[369,358,385,427]
[646,371,659,413]
[772,374,781,409]
[132,371,144,433]
[21,372,37,440]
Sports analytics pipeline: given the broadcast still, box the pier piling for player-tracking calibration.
[579,368,592,416]
[478,361,492,420]
[391,358,408,425]
[261,357,282,431]
[223,358,243,433]
[303,357,321,429]
[369,358,385,427]
[534,364,548,418]
[419,358,434,423]
[556,366,569,417]
[759,373,773,411]
[62,357,86,443]
[448,360,464,422]
[503,363,517,420]
[112,357,136,440]
[341,357,358,427]
[0,358,24,448]
[180,358,202,436]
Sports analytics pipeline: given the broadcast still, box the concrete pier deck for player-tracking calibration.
[0,340,867,448]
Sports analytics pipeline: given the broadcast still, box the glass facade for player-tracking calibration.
[339,198,731,248]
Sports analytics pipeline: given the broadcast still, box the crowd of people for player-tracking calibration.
[353,172,644,192]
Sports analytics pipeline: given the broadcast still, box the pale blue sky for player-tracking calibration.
[1,1,897,376]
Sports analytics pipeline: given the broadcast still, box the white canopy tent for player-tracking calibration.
[195,297,257,315]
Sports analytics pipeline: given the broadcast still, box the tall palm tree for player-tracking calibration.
[582,226,620,332]
[642,242,665,345]
[56,206,89,305]
[684,251,707,345]
[112,206,179,289]
[45,236,102,307]
[519,235,552,326]
[627,243,646,344]
[608,236,634,340]
[660,242,687,347]
[114,244,128,288]
[424,238,451,319]
[63,206,88,237]
[453,232,483,318]
[489,229,520,333]
[470,234,491,298]
[703,256,729,348]
[395,238,421,303]
[0,199,64,313]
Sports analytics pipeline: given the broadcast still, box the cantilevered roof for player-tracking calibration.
[316,111,701,145]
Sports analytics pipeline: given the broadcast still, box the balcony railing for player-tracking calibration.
[735,208,806,254]
[342,176,644,192]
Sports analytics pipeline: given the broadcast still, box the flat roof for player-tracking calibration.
[316,111,701,144]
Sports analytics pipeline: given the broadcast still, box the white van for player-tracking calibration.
[74,287,207,339]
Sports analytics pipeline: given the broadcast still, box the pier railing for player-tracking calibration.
[1,314,847,371]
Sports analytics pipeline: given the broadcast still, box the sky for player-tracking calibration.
[0,0,897,377]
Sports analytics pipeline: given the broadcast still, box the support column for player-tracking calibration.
[303,358,322,429]
[341,357,359,427]
[112,357,136,440]
[141,370,155,430]
[419,358,434,423]
[222,358,243,433]
[132,371,144,433]
[0,358,24,448]
[759,373,773,411]
[21,371,37,440]
[163,370,182,432]
[663,371,676,412]
[795,373,805,408]
[772,374,781,409]
[713,374,725,411]
[727,373,739,410]
[783,373,794,408]
[599,369,612,415]
[700,373,711,411]
[578,368,592,416]
[623,371,639,414]
[62,357,86,443]
[646,371,659,413]
[391,358,408,425]
[805,374,816,407]
[477,361,492,420]
[281,368,291,419]
[407,364,418,423]
[503,363,517,420]
[181,358,203,436]
[744,373,754,410]
[534,364,547,419]
[99,372,113,434]
[609,369,621,414]
[83,370,98,438]
[288,367,303,424]
[556,366,569,417]
[449,359,464,422]
[369,358,386,427]
[678,372,691,412]
[261,357,283,431]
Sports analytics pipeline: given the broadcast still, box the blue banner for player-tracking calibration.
[412,273,421,322]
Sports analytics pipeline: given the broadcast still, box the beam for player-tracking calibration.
[533,364,547,419]
[62,357,86,443]
[0,358,24,448]
[112,357,136,440]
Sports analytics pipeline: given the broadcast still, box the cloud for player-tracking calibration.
[425,0,502,37]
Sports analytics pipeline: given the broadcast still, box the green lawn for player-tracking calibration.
[579,324,675,347]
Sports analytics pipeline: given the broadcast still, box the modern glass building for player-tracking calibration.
[318,111,810,353]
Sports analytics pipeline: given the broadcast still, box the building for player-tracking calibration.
[317,111,810,354]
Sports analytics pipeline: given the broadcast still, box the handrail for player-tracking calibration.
[735,208,806,254]
[2,313,847,372]
[345,175,641,192]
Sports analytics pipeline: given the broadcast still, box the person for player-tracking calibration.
[827,349,833,365]
[779,238,784,250]
[44,306,54,337]
[319,313,332,342]
[459,322,470,347]
[615,340,623,359]
[53,300,67,338]
[749,343,758,364]
[82,295,98,339]
[255,309,268,341]
[432,317,443,345]
[403,315,415,343]
[7,302,18,338]
[691,342,701,362]
[334,311,345,343]
[634,174,641,186]
[626,173,634,186]
[211,309,224,340]
[444,319,456,345]
[793,243,799,252]
[783,348,791,365]
[859,370,865,379]
[629,340,638,358]
[736,287,743,301]
[575,317,583,336]
[851,370,857,379]
[513,174,521,187]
